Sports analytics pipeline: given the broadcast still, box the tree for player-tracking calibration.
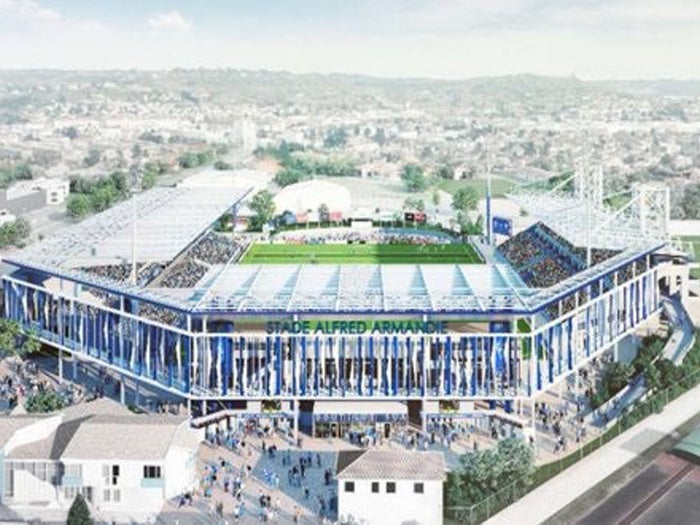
[456,213,484,236]
[446,437,534,511]
[274,167,308,187]
[318,203,330,223]
[178,152,200,169]
[13,163,33,180]
[602,361,633,395]
[680,183,700,219]
[249,190,276,230]
[452,187,479,214]
[323,127,348,149]
[131,143,143,160]
[213,159,233,170]
[13,217,30,239]
[400,163,427,192]
[435,165,454,180]
[431,190,440,208]
[25,390,67,413]
[657,358,683,389]
[0,219,31,248]
[141,170,157,190]
[403,197,425,212]
[0,318,20,358]
[67,494,92,525]
[644,363,662,392]
[82,148,101,168]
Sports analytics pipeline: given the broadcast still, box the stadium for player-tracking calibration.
[1,171,690,440]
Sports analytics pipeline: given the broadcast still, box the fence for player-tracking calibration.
[445,366,700,525]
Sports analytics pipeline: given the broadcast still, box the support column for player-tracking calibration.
[120,375,126,405]
[421,399,427,435]
[58,347,63,383]
[293,398,299,445]
[73,356,78,381]
[135,379,141,407]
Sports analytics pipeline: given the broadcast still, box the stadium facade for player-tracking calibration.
[1,177,689,437]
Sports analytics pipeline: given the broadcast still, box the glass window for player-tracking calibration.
[371,482,379,493]
[386,482,396,494]
[143,465,162,479]
[344,481,355,493]
[414,482,424,494]
[113,489,121,503]
[103,489,111,502]
[66,464,82,477]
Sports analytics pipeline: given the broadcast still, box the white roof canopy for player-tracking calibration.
[12,187,250,269]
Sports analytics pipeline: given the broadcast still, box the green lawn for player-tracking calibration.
[241,242,483,264]
[437,176,516,198]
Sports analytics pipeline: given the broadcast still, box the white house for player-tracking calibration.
[336,449,446,525]
[9,177,71,205]
[0,398,202,524]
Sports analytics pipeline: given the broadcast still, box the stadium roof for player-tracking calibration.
[507,192,666,252]
[154,263,540,313]
[7,187,250,270]
[2,183,666,317]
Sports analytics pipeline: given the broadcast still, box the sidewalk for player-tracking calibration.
[484,382,700,525]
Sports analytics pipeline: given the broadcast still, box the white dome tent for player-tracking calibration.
[273,180,352,221]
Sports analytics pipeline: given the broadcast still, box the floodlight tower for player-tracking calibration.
[634,183,671,241]
[574,165,604,267]
[130,166,141,286]
[486,159,492,245]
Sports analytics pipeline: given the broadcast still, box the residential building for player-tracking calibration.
[336,449,446,525]
[0,398,202,523]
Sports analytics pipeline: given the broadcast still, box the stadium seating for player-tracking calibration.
[498,222,618,289]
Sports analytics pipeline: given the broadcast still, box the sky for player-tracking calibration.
[0,0,698,80]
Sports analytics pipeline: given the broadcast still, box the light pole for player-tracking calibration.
[130,166,141,286]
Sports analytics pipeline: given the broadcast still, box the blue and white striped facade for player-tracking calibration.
[2,250,662,413]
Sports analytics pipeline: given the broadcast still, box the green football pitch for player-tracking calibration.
[240,242,483,264]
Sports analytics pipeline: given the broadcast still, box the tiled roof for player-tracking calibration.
[335,450,445,481]
[1,398,193,462]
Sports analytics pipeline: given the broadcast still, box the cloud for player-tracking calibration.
[148,10,191,31]
[0,0,60,22]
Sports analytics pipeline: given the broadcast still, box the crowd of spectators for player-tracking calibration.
[276,229,455,246]
[154,232,250,289]
[81,232,250,293]
[498,222,619,289]
[139,303,181,326]
[159,259,209,288]
[190,232,249,265]
[82,261,166,286]
[0,359,84,412]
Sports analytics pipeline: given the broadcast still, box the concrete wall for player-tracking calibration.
[338,478,443,525]
[77,459,165,514]
[13,469,57,504]
[164,446,197,499]
[0,189,46,215]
